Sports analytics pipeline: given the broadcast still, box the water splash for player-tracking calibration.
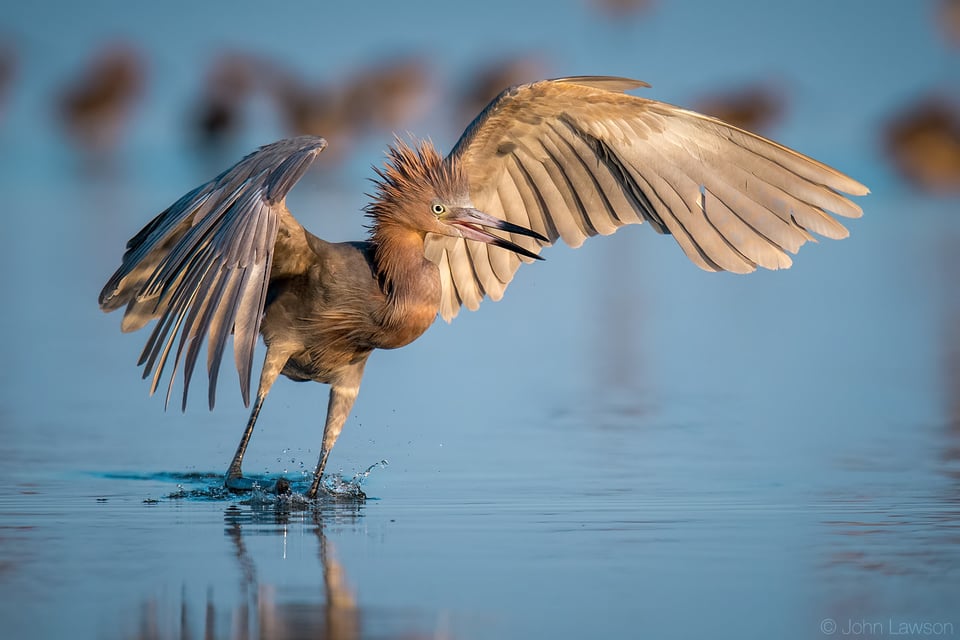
[103,464,388,503]
[320,460,389,499]
[165,481,230,501]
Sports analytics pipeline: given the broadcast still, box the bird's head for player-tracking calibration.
[425,199,546,260]
[367,139,546,259]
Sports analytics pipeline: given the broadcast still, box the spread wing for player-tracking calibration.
[99,136,327,410]
[425,76,869,321]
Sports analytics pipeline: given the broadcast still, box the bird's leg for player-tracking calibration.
[225,395,265,487]
[224,346,290,492]
[307,361,367,499]
[306,383,360,499]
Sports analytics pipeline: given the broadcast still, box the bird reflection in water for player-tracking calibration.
[938,209,960,485]
[122,501,448,639]
[817,225,960,619]
[223,503,363,640]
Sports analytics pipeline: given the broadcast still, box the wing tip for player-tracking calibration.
[848,182,871,197]
[552,76,651,92]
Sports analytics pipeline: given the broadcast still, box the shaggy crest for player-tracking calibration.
[364,138,464,229]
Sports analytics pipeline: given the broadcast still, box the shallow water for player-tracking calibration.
[2,2,960,638]
[4,159,960,638]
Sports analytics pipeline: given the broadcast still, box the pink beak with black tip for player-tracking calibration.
[443,207,548,261]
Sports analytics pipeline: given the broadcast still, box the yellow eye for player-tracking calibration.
[432,203,445,216]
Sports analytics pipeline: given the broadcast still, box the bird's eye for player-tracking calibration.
[432,203,445,216]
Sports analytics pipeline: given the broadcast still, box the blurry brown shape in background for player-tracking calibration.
[884,95,960,195]
[693,81,787,136]
[456,56,547,128]
[262,55,432,165]
[57,42,145,155]
[264,64,355,164]
[587,0,654,20]
[189,52,261,149]
[938,0,960,48]
[341,55,432,132]
[0,39,15,121]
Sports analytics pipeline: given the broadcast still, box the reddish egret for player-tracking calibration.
[458,56,547,124]
[59,43,144,155]
[99,76,868,498]
[190,53,260,149]
[883,95,960,194]
[694,81,786,135]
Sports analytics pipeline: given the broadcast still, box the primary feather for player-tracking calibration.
[425,76,868,321]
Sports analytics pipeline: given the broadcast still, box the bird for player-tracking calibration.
[189,52,261,150]
[693,81,787,136]
[58,43,145,157]
[883,94,960,194]
[457,55,547,129]
[98,76,868,499]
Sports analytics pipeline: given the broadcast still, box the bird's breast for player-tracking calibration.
[374,297,439,350]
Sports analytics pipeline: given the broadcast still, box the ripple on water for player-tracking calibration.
[94,461,390,504]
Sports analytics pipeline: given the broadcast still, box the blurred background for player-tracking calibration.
[0,1,958,639]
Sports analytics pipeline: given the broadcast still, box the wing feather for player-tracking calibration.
[430,77,868,320]
[487,187,522,289]
[99,136,327,409]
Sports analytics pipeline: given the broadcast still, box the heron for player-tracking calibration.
[98,76,868,499]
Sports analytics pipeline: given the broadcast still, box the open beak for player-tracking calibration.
[443,208,548,261]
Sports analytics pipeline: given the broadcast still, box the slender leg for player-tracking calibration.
[224,346,290,491]
[225,394,265,484]
[307,361,366,499]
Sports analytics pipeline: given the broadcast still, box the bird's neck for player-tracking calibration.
[371,221,441,333]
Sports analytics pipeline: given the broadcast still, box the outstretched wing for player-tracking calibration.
[425,76,869,321]
[99,136,327,410]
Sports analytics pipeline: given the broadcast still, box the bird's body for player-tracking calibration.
[99,77,868,498]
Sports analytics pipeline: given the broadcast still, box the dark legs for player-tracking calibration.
[224,347,289,492]
[224,394,266,490]
[224,349,368,500]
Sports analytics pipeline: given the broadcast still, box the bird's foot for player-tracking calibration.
[224,471,256,493]
[224,474,291,496]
